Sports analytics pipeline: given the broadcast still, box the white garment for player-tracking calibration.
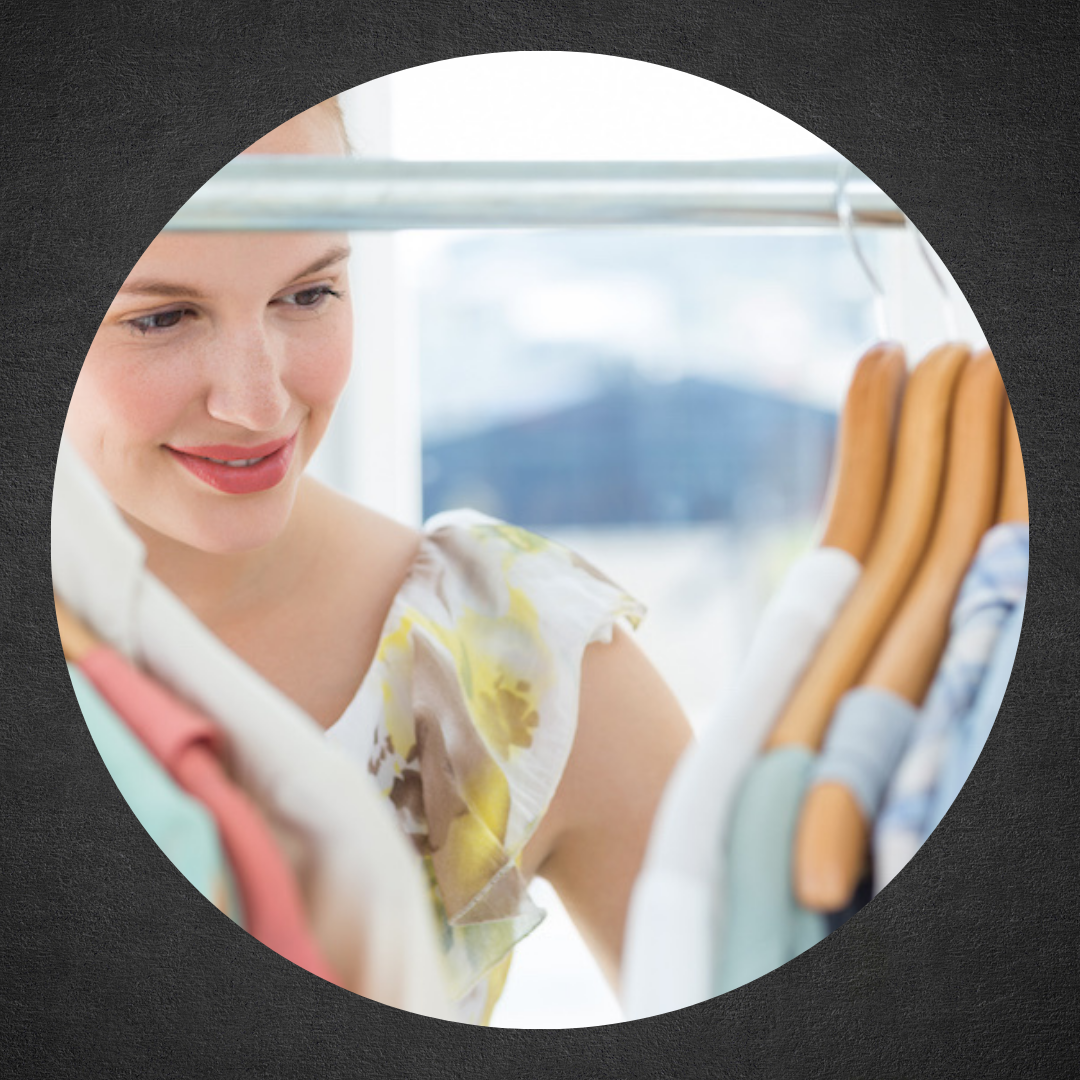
[51,439,455,1021]
[620,546,860,1019]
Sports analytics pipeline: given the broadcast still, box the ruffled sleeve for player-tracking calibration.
[332,509,644,1012]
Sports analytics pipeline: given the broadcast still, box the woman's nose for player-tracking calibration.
[203,329,291,432]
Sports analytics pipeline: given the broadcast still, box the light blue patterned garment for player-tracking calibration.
[873,523,1029,893]
[926,598,1025,832]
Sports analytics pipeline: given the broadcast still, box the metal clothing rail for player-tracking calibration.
[166,156,904,232]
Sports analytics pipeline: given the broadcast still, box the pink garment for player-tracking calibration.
[80,644,341,987]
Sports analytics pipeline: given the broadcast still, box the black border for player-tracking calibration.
[3,1,1079,1076]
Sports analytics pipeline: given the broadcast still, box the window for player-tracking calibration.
[305,54,985,1028]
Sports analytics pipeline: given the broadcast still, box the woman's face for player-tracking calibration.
[65,106,352,555]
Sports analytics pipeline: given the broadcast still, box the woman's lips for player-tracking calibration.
[165,433,298,495]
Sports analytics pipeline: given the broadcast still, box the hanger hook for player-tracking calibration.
[836,163,890,341]
[907,217,960,340]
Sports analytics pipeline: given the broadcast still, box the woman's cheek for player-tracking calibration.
[66,345,207,469]
[100,354,205,441]
[293,318,354,412]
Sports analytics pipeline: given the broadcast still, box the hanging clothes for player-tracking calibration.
[788,348,1005,918]
[52,438,456,1021]
[621,546,860,1019]
[874,522,1029,892]
[713,745,828,994]
[78,642,340,986]
[809,686,919,826]
[926,597,1025,832]
[69,663,241,920]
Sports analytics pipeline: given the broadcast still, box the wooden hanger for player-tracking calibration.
[794,349,1005,911]
[854,349,1004,698]
[997,400,1028,524]
[54,595,101,664]
[818,343,907,562]
[766,342,971,753]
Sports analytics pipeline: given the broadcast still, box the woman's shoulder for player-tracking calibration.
[401,508,647,640]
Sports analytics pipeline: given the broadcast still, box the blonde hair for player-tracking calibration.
[244,97,352,157]
[318,95,352,154]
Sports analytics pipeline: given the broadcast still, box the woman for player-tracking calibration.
[63,97,694,1023]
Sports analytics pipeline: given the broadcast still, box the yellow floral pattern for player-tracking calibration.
[337,510,644,1024]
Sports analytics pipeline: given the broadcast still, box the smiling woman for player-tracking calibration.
[55,95,694,1025]
[67,224,354,555]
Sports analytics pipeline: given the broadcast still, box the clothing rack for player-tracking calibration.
[165,152,924,528]
[166,156,903,232]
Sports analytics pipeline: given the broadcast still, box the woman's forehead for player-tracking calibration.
[110,103,349,305]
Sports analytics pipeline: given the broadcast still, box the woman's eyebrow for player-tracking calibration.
[119,280,208,299]
[117,245,352,300]
[286,244,352,283]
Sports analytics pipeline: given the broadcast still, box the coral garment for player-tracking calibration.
[69,664,241,919]
[79,644,340,987]
[53,438,454,1021]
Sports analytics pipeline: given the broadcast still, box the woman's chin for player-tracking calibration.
[186,500,300,555]
[123,494,298,559]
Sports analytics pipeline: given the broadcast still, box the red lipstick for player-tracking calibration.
[166,433,297,495]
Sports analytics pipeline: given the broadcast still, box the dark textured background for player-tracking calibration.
[2,1,1078,1075]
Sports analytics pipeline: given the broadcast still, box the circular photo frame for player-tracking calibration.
[52,52,1027,1029]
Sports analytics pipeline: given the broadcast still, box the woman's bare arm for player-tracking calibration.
[522,625,694,990]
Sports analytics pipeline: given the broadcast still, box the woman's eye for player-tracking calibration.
[127,308,190,335]
[277,285,343,309]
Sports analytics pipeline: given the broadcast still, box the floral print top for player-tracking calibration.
[325,509,644,1025]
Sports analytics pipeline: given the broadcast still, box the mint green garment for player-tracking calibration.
[714,746,828,994]
[69,663,242,921]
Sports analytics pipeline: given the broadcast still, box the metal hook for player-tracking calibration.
[836,163,890,341]
[907,218,960,340]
